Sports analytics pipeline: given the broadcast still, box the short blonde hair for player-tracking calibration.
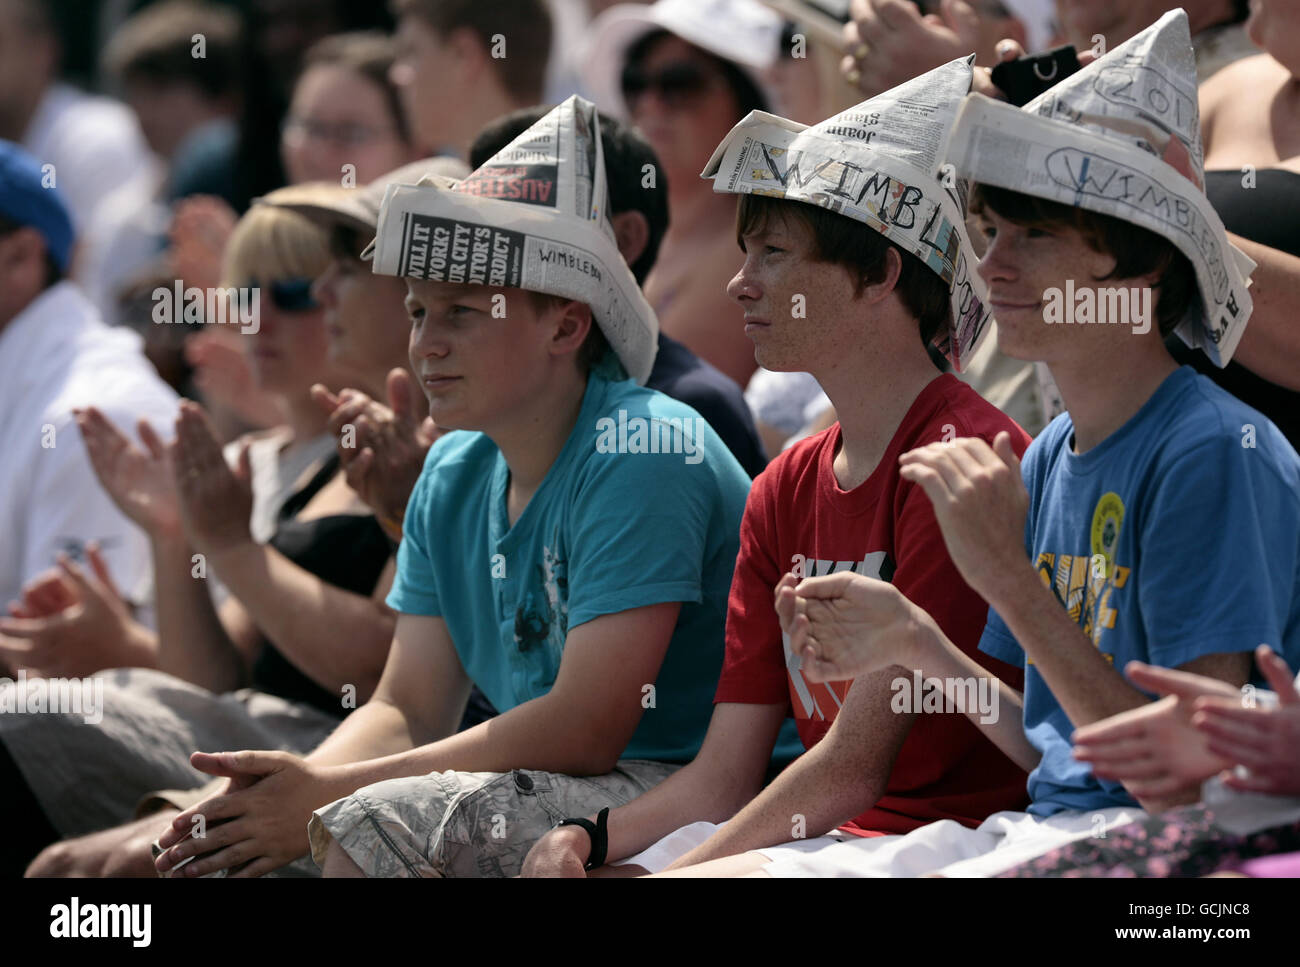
[221,203,331,288]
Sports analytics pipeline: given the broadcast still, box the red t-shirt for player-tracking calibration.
[716,374,1031,835]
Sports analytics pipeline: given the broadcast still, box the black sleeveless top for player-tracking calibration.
[1166,169,1300,446]
[249,455,393,717]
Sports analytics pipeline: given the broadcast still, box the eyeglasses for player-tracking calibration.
[620,60,719,111]
[248,277,320,312]
[281,115,398,148]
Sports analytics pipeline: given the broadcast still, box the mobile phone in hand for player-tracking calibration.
[990,45,1082,107]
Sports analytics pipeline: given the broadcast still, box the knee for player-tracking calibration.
[100,833,159,878]
[26,840,102,877]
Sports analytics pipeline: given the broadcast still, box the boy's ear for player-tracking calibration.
[549,298,593,357]
[611,211,650,270]
[858,247,903,305]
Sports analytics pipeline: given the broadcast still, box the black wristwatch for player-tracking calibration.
[557,806,610,871]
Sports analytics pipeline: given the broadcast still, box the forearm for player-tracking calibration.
[116,616,161,670]
[906,616,1040,772]
[337,694,631,794]
[152,535,246,691]
[663,744,877,870]
[988,565,1150,729]
[306,697,431,767]
[208,541,392,698]
[602,754,766,865]
[1224,234,1300,391]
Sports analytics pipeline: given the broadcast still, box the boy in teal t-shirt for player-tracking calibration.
[388,366,749,764]
[150,97,767,879]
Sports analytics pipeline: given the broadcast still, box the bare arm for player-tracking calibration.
[791,575,1040,773]
[206,541,396,700]
[1221,233,1300,391]
[990,565,1252,729]
[332,602,682,788]
[523,701,788,875]
[151,534,250,691]
[899,614,1038,772]
[307,612,473,767]
[665,669,913,870]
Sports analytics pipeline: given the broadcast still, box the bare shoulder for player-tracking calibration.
[1201,53,1286,117]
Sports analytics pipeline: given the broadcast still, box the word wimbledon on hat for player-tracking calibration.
[364,96,659,385]
[945,8,1255,365]
[701,57,993,372]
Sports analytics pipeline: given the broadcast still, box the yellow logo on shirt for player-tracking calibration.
[1090,492,1125,579]
[1033,495,1130,650]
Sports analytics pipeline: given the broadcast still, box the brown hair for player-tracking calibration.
[392,0,552,104]
[302,31,410,143]
[736,193,952,350]
[969,183,1197,338]
[102,0,241,100]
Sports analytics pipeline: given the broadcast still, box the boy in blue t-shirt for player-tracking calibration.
[758,13,1300,877]
[149,97,755,879]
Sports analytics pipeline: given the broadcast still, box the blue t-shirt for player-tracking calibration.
[387,370,751,763]
[980,366,1300,816]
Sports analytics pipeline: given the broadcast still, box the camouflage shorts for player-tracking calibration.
[307,759,679,877]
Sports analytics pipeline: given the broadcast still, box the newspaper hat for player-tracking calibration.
[701,56,992,371]
[363,95,659,385]
[582,0,782,119]
[254,157,470,234]
[944,9,1254,365]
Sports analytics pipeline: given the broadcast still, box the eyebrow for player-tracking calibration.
[405,284,499,311]
[440,285,489,298]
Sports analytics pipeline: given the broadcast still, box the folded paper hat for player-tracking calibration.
[254,157,470,232]
[362,96,659,385]
[701,56,993,372]
[582,0,783,119]
[944,8,1254,366]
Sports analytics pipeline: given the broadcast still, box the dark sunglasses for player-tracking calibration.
[620,60,716,110]
[249,277,319,312]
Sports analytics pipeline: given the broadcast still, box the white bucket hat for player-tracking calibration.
[581,0,784,119]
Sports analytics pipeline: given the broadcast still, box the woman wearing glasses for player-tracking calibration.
[3,203,398,878]
[583,0,783,388]
[279,31,421,187]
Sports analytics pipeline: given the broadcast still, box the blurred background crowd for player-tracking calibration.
[0,0,1276,457]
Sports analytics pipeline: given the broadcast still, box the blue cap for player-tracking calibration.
[0,140,74,272]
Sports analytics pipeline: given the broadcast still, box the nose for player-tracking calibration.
[409,319,450,364]
[389,60,414,89]
[976,230,1018,287]
[726,257,760,305]
[312,263,338,309]
[254,296,281,336]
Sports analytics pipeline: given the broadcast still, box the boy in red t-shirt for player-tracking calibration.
[521,59,1031,878]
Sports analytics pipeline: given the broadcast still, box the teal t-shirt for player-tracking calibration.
[387,370,750,763]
